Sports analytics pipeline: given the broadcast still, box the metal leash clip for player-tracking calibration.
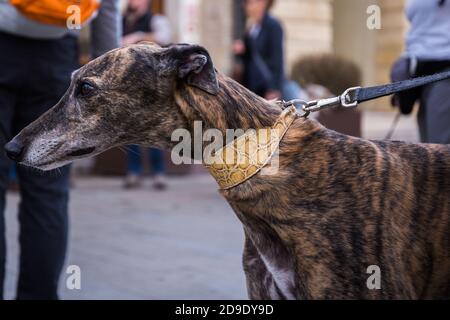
[284,87,361,118]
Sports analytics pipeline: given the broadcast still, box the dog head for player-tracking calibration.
[4,43,219,170]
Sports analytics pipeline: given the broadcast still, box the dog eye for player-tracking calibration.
[77,81,96,96]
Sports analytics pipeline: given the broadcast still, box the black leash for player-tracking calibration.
[286,69,450,118]
[352,69,450,105]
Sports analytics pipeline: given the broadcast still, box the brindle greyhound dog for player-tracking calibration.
[4,43,450,299]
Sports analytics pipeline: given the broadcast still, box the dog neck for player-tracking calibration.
[204,105,298,189]
[174,74,283,135]
[174,74,302,189]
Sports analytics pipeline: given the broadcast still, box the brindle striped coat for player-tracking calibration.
[178,74,450,300]
[7,43,450,299]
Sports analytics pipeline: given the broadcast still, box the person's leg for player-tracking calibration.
[13,35,77,299]
[15,166,70,300]
[149,148,165,175]
[127,145,143,175]
[0,88,15,300]
[0,31,22,299]
[422,77,450,144]
[124,145,143,189]
[0,184,4,300]
[149,148,167,190]
[8,167,17,183]
[417,101,427,143]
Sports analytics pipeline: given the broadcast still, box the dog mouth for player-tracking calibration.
[67,147,96,157]
[29,146,97,170]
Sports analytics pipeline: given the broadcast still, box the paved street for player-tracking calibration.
[3,111,418,300]
[4,174,248,300]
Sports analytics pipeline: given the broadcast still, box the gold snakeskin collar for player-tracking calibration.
[204,106,297,190]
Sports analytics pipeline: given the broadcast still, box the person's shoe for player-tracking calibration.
[152,174,167,191]
[123,174,142,189]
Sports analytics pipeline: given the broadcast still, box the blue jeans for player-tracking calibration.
[8,166,16,183]
[0,31,77,299]
[127,145,165,175]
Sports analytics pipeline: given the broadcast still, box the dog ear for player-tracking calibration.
[170,44,220,95]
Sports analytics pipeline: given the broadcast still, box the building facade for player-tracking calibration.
[161,0,408,110]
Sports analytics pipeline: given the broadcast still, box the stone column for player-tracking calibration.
[272,0,334,76]
[372,0,408,110]
[165,0,233,74]
[375,0,408,84]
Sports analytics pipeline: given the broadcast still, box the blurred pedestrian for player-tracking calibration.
[122,0,172,190]
[393,0,450,144]
[7,166,18,192]
[233,0,285,100]
[0,0,120,299]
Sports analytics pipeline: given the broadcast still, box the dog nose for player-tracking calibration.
[4,140,24,161]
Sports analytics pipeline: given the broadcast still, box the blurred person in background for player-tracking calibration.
[0,0,120,299]
[233,0,285,100]
[122,0,172,190]
[393,0,450,144]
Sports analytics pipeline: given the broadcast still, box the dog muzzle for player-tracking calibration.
[204,106,297,190]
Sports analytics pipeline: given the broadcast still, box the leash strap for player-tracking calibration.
[286,70,450,116]
[353,69,450,103]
